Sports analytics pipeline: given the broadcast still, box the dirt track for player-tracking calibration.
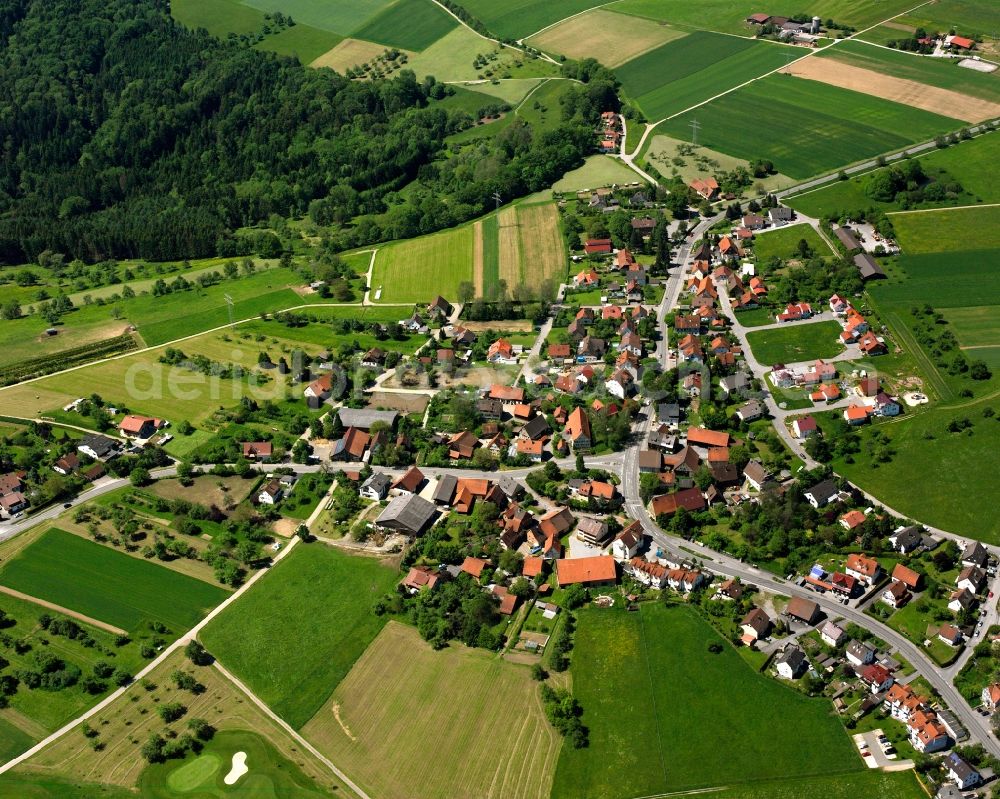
[782,56,1000,123]
[0,585,127,635]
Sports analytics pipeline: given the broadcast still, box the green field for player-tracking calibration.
[481,213,500,294]
[704,771,927,799]
[253,23,342,63]
[660,75,964,179]
[866,0,1000,43]
[137,730,329,798]
[787,131,1000,217]
[617,32,790,120]
[405,25,561,83]
[452,0,611,39]
[0,529,229,633]
[371,223,473,303]
[891,205,1000,254]
[171,0,267,36]
[552,155,645,192]
[353,0,456,50]
[200,544,398,729]
[753,224,835,261]
[239,0,393,34]
[551,604,862,799]
[746,320,845,364]
[612,0,919,36]
[821,40,1000,104]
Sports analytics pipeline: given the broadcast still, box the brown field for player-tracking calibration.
[148,474,257,508]
[460,319,534,332]
[498,206,522,288]
[12,649,346,793]
[473,218,486,296]
[782,56,1000,123]
[516,203,566,291]
[301,622,561,799]
[528,9,685,67]
[310,38,409,72]
[366,391,429,414]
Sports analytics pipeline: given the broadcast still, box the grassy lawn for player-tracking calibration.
[617,33,790,121]
[552,156,645,192]
[551,603,862,799]
[753,223,836,261]
[891,205,1000,254]
[279,472,333,520]
[660,75,964,179]
[786,131,1000,217]
[200,544,398,729]
[732,307,779,327]
[702,770,927,799]
[0,529,228,634]
[352,0,456,50]
[302,621,561,799]
[372,223,474,303]
[4,648,346,797]
[746,320,845,364]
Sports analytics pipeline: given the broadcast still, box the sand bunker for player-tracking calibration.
[224,751,248,786]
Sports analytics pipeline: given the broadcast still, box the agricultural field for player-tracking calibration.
[199,545,398,729]
[511,78,578,132]
[4,649,345,797]
[406,27,560,84]
[752,223,836,262]
[0,529,229,634]
[552,156,646,192]
[252,23,342,63]
[703,771,927,799]
[783,53,1000,124]
[352,0,456,51]
[660,75,964,179]
[819,40,1000,105]
[240,0,393,33]
[746,321,845,364]
[310,37,403,71]
[787,132,1000,218]
[452,0,611,39]
[644,136,793,192]
[859,0,1000,53]
[465,77,546,105]
[616,32,791,121]
[171,0,270,37]
[527,9,685,67]
[551,604,862,799]
[302,621,561,799]
[373,203,564,303]
[890,205,1000,254]
[611,0,919,36]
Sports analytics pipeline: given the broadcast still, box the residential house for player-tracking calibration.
[539,507,575,541]
[573,268,600,288]
[638,449,663,473]
[859,663,893,693]
[785,596,820,624]
[949,588,976,614]
[675,314,701,334]
[858,331,887,355]
[331,427,370,462]
[961,541,988,569]
[658,403,680,428]
[401,312,427,332]
[489,384,526,405]
[584,239,613,255]
[718,372,750,399]
[803,479,840,508]
[735,399,764,423]
[119,415,163,439]
[909,712,949,753]
[447,430,479,460]
[689,177,719,201]
[305,373,335,401]
[768,207,793,226]
[881,580,910,609]
[400,566,439,594]
[845,553,881,586]
[578,335,606,360]
[844,405,872,425]
[716,579,744,601]
[776,647,806,679]
[792,415,818,439]
[820,620,845,647]
[627,557,668,589]
[360,473,392,500]
[391,466,425,496]
[612,522,643,561]
[258,479,283,505]
[242,442,273,462]
[77,434,120,461]
[361,347,385,368]
[576,517,610,547]
[945,753,981,790]
[981,683,1000,712]
[957,566,986,594]
[487,339,516,364]
[548,343,571,362]
[892,563,922,591]
[741,608,771,643]
[53,454,80,475]
[650,487,706,517]
[743,460,770,492]
[938,623,963,647]
[874,392,901,417]
[564,407,592,451]
[839,509,866,531]
[846,640,875,667]
[889,525,925,555]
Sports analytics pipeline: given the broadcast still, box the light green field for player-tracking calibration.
[452,0,611,39]
[200,545,398,729]
[512,78,577,133]
[753,224,836,261]
[253,23,342,62]
[302,621,561,799]
[352,0,457,50]
[645,135,794,192]
[552,604,863,799]
[862,0,1000,44]
[553,156,645,192]
[787,131,1000,217]
[371,223,473,303]
[705,771,927,799]
[746,321,846,364]
[171,0,266,36]
[891,205,1000,254]
[660,74,964,179]
[406,26,560,83]
[460,78,545,105]
[948,306,1000,366]
[611,0,920,35]
[0,529,229,633]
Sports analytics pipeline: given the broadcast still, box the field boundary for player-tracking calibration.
[0,585,126,636]
[887,202,1000,215]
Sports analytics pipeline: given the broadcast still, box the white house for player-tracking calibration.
[612,524,642,561]
[776,647,806,679]
[820,620,845,647]
[360,473,391,501]
[945,752,981,790]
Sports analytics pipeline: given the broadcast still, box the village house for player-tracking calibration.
[257,479,283,505]
[820,620,845,647]
[556,555,617,587]
[845,553,881,586]
[785,596,820,625]
[360,472,392,501]
[776,647,806,679]
[945,752,981,790]
[956,565,986,594]
[792,415,817,439]
[981,683,1000,712]
[626,557,668,589]
[689,176,719,201]
[612,522,643,561]
[846,640,875,667]
[374,493,437,537]
[78,434,120,461]
[881,580,910,609]
[741,607,771,644]
[400,566,439,594]
[53,454,80,475]
[119,414,164,439]
[938,623,963,647]
[948,588,976,614]
[803,479,840,508]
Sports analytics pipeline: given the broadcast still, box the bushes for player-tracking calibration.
[540,684,588,748]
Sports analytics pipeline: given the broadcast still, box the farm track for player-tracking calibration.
[0,585,127,636]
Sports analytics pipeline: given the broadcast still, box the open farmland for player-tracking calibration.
[239,0,394,33]
[352,0,456,50]
[405,26,560,83]
[0,529,228,633]
[552,155,646,192]
[660,75,964,179]
[783,54,1000,123]
[302,621,561,799]
[552,604,862,799]
[310,37,392,70]
[617,32,791,120]
[890,205,1000,254]
[200,545,398,729]
[645,135,793,192]
[819,40,1000,105]
[786,131,1000,217]
[704,771,926,799]
[5,649,345,797]
[373,203,564,303]
[752,223,836,261]
[612,0,919,36]
[527,9,685,67]
[860,0,1000,51]
[452,0,611,39]
[171,0,268,36]
[746,321,845,364]
[254,23,342,63]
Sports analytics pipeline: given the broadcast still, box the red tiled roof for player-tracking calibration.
[556,556,617,587]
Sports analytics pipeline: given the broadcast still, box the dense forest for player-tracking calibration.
[0,0,602,263]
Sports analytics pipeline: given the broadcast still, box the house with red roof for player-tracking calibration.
[584,239,612,255]
[689,176,719,201]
